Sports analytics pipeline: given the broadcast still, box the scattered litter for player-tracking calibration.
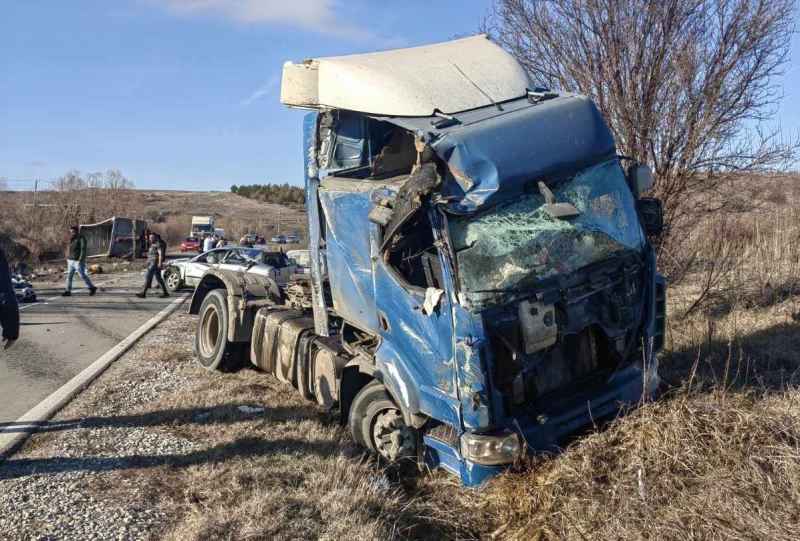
[237,405,266,414]
[637,468,646,502]
[370,474,390,493]
[194,412,212,422]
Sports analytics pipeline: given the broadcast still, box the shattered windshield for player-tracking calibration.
[449,159,645,310]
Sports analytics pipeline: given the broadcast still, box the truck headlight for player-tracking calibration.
[460,432,520,465]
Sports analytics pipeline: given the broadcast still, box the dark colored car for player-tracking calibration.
[181,236,200,252]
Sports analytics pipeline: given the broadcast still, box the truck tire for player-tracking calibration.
[164,268,183,292]
[348,380,417,463]
[195,289,244,372]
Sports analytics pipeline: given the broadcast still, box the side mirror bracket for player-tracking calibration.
[630,165,653,197]
[638,197,663,237]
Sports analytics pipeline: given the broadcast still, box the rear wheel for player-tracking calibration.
[195,289,245,371]
[348,380,417,462]
[164,268,183,292]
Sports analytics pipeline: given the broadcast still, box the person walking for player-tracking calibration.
[62,225,97,297]
[135,233,169,298]
[0,245,19,350]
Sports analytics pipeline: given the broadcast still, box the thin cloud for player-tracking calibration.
[239,76,279,108]
[155,0,382,41]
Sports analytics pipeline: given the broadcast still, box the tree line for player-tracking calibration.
[230,183,305,204]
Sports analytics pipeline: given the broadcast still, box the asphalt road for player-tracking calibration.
[0,271,184,424]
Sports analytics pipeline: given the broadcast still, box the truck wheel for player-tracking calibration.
[195,289,244,372]
[164,268,183,292]
[348,380,417,462]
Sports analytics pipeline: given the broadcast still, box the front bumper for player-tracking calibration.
[423,359,659,486]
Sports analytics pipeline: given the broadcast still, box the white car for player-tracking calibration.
[162,247,296,292]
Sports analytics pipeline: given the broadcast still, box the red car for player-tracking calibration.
[180,236,200,252]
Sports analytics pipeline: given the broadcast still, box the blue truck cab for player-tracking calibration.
[190,35,666,486]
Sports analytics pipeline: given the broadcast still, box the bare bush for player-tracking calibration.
[484,0,798,258]
[668,206,799,317]
[150,215,190,248]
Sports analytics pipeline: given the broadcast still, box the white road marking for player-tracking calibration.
[0,293,190,458]
[18,283,106,311]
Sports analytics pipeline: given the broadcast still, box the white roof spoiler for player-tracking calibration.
[280,35,534,117]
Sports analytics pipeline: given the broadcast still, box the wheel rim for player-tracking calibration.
[199,305,221,359]
[372,409,416,462]
[166,272,179,290]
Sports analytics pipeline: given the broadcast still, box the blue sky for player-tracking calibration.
[1,0,799,191]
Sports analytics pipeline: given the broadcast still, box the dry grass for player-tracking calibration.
[95,336,488,540]
[485,385,800,541]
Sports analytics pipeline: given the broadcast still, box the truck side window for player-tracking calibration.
[386,213,443,290]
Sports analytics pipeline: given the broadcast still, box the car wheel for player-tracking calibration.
[195,289,246,372]
[164,268,183,292]
[348,380,417,463]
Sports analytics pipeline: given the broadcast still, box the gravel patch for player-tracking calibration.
[0,312,200,540]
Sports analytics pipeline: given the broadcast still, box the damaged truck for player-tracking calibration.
[188,35,666,485]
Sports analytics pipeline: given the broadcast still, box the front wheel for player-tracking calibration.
[348,380,417,463]
[164,268,183,292]
[195,289,245,372]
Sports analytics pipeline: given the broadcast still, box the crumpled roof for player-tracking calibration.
[373,94,618,212]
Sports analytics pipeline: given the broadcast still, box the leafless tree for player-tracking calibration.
[483,0,797,268]
[0,177,8,191]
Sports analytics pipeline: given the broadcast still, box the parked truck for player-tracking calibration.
[190,215,215,237]
[187,36,666,486]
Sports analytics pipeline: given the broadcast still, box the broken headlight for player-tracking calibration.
[460,432,520,465]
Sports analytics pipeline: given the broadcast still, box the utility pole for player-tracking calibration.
[33,180,38,209]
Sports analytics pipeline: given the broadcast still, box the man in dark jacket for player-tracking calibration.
[0,245,19,350]
[63,225,97,297]
[135,233,169,298]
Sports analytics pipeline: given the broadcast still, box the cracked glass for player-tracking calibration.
[449,159,645,309]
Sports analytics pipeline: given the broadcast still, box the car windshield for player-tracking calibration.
[448,159,645,310]
[186,237,199,242]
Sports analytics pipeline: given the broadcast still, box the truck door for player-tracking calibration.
[371,210,460,428]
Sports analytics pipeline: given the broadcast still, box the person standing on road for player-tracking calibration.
[203,234,215,253]
[0,245,19,350]
[135,233,169,299]
[62,225,97,297]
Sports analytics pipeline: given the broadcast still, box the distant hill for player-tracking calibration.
[139,190,306,245]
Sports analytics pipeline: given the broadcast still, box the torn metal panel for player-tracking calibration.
[371,94,617,213]
[281,35,533,116]
[304,112,330,336]
[452,306,495,429]
[380,162,440,252]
